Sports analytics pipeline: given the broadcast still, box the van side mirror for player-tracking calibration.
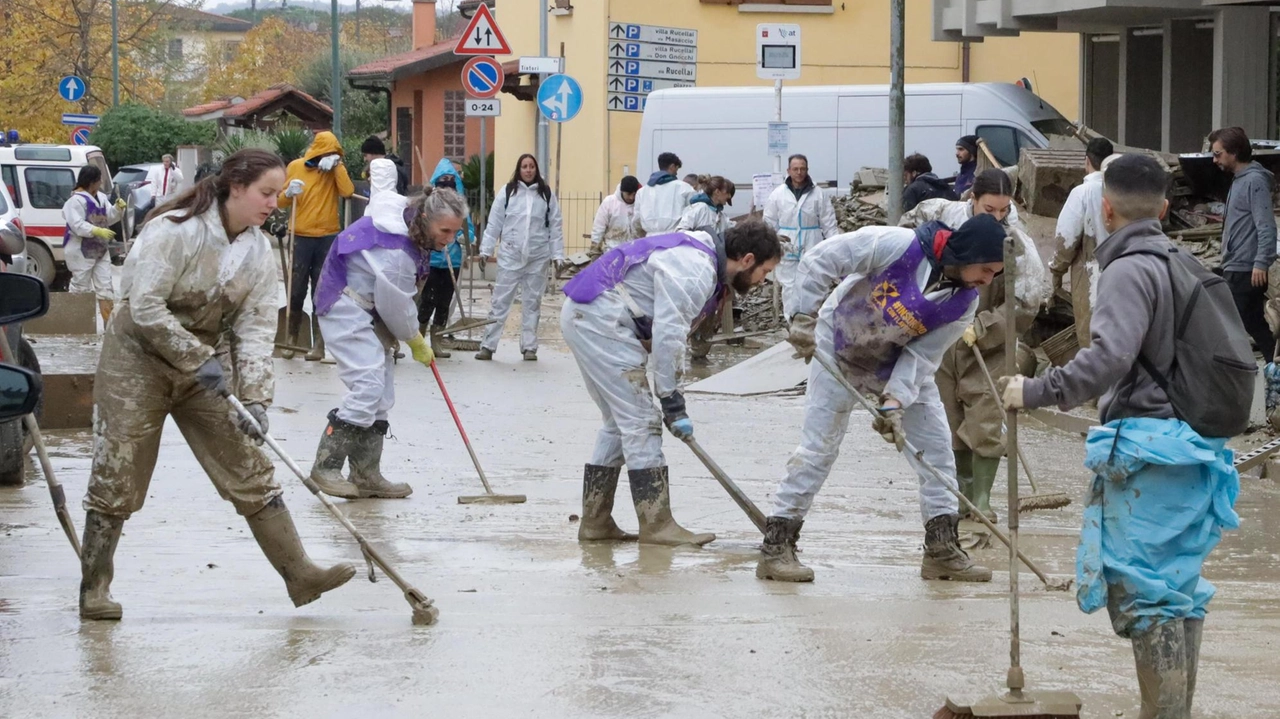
[0,273,49,325]
[0,220,23,256]
[0,364,40,421]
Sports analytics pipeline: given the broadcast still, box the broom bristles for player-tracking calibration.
[934,710,1079,719]
[1018,493,1072,513]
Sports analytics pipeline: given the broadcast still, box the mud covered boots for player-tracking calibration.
[921,513,992,582]
[968,455,1000,523]
[80,510,124,620]
[247,496,356,607]
[756,516,814,582]
[310,409,362,499]
[1132,620,1189,719]
[628,466,715,547]
[348,420,413,498]
[430,324,452,359]
[578,464,638,541]
[1184,618,1203,714]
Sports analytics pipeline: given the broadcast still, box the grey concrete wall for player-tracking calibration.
[1163,20,1215,153]
[1120,31,1164,150]
[1085,35,1120,140]
[1213,7,1272,138]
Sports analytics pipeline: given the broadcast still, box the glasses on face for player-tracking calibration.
[1212,150,1225,159]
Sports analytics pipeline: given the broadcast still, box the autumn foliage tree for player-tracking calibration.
[199,16,318,102]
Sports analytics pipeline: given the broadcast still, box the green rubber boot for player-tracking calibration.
[970,455,1001,523]
[954,449,974,505]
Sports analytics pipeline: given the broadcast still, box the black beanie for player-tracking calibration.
[361,136,386,156]
[620,175,641,194]
[941,213,1006,267]
[956,135,979,156]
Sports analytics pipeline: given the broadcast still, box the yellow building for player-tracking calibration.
[488,0,1079,250]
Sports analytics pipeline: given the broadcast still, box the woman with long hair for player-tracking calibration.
[676,175,736,235]
[79,149,355,622]
[62,165,127,323]
[307,161,469,500]
[476,153,564,361]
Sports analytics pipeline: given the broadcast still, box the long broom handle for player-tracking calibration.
[812,353,1067,591]
[429,361,495,496]
[1004,234,1024,691]
[970,344,1043,494]
[442,245,470,323]
[682,437,768,533]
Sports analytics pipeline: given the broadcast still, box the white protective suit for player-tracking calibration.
[480,181,564,353]
[561,231,719,469]
[63,190,124,299]
[591,188,637,251]
[763,181,838,318]
[632,177,695,236]
[676,201,732,236]
[319,166,420,428]
[1052,171,1109,341]
[145,163,185,204]
[367,158,399,200]
[770,226,977,523]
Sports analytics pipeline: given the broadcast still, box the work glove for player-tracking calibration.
[871,399,905,452]
[997,375,1026,410]
[90,227,116,241]
[114,198,128,211]
[407,333,435,367]
[195,357,228,396]
[237,403,269,445]
[787,313,817,363]
[285,179,305,198]
[318,155,341,172]
[660,391,693,440]
[961,324,979,347]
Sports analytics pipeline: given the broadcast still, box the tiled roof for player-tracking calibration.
[347,36,464,82]
[222,84,332,118]
[181,98,237,117]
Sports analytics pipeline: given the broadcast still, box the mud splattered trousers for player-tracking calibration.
[65,239,115,300]
[482,256,550,354]
[319,295,395,428]
[561,297,665,470]
[83,322,281,519]
[936,343,1007,459]
[770,328,960,524]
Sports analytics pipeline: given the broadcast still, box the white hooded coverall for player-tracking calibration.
[480,181,565,353]
[560,231,719,470]
[770,226,976,523]
[762,182,838,318]
[63,190,124,300]
[632,179,695,237]
[319,165,422,428]
[676,202,732,236]
[591,188,637,251]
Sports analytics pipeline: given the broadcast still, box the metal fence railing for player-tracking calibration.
[557,192,605,256]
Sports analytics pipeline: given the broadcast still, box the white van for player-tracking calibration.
[635,82,1081,208]
[0,144,115,284]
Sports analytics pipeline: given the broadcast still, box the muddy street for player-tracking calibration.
[2,298,1279,718]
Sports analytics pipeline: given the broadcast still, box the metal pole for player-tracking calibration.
[774,79,783,174]
[331,0,342,136]
[886,0,905,223]
[1004,234,1024,693]
[537,2,549,172]
[474,117,485,315]
[111,0,120,106]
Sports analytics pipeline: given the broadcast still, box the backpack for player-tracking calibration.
[1123,244,1256,437]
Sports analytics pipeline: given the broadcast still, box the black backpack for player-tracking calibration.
[1123,244,1256,437]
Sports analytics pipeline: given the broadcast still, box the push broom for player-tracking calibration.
[429,362,526,505]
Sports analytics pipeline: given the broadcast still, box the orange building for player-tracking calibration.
[347,0,495,185]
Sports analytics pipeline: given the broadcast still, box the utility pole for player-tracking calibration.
[331,0,342,135]
[355,0,361,44]
[537,2,549,173]
[886,0,905,223]
[111,0,120,106]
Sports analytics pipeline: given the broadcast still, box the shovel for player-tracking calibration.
[429,362,526,505]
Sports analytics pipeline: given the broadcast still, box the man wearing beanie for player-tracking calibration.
[954,135,979,196]
[360,136,409,195]
[757,214,1007,584]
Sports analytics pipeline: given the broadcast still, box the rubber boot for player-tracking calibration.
[246,496,356,607]
[305,316,325,361]
[756,516,814,582]
[430,324,452,359]
[628,467,715,547]
[281,331,298,360]
[1184,618,1203,714]
[79,510,124,621]
[578,464,638,541]
[523,350,538,361]
[920,514,993,582]
[1132,620,1189,719]
[969,455,1001,523]
[98,298,114,325]
[954,449,974,506]
[348,420,412,498]
[475,347,493,361]
[309,409,361,499]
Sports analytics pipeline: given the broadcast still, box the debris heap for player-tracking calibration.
[832,167,889,232]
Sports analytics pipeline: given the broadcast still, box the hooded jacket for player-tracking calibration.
[1220,161,1278,273]
[676,193,731,235]
[278,131,355,238]
[903,173,958,212]
[633,172,695,236]
[591,185,637,250]
[427,157,475,270]
[481,178,564,269]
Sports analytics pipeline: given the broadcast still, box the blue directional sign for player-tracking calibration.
[61,113,100,126]
[537,74,583,123]
[59,76,87,102]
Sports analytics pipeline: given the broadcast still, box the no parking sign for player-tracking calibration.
[462,57,504,100]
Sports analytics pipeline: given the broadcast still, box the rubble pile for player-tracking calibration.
[832,167,889,233]
[737,280,785,333]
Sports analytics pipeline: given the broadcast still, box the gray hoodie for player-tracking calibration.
[1220,161,1277,273]
[1023,219,1176,423]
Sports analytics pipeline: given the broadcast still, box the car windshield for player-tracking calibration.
[115,169,149,185]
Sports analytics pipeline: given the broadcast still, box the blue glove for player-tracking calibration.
[668,418,694,440]
[660,391,693,440]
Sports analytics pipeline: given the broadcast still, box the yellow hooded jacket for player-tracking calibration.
[279,131,355,238]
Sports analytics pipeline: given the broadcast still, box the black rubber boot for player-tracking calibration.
[247,496,356,607]
[756,516,814,582]
[305,316,325,361]
[921,513,992,582]
[310,409,361,499]
[1184,618,1203,713]
[1132,620,1188,719]
[578,464,637,541]
[628,466,715,547]
[79,510,124,621]
[348,420,412,498]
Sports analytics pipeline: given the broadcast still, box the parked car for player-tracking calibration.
[0,219,43,486]
[113,162,162,227]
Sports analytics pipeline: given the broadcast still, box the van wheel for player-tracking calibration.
[23,240,56,286]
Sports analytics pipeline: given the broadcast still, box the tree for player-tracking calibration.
[200,16,317,102]
[90,103,216,169]
[297,50,389,141]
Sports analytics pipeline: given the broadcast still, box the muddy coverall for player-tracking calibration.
[480,181,564,354]
[63,190,124,300]
[1051,171,1107,348]
[85,205,280,519]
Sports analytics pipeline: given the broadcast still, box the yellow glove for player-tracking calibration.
[115,198,128,211]
[90,227,116,240]
[407,333,435,367]
[961,324,978,347]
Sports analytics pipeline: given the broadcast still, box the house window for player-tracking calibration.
[168,38,184,62]
[444,90,466,163]
[396,107,413,162]
[223,41,240,62]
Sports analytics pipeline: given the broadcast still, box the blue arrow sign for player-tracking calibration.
[537,74,583,123]
[59,76,86,102]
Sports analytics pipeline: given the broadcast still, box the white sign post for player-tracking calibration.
[757,24,801,173]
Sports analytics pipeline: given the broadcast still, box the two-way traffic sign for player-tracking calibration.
[454,4,512,56]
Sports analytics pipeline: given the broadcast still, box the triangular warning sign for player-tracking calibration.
[454,4,512,56]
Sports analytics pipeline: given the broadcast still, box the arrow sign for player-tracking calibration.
[611,24,627,38]
[59,75,86,102]
[454,4,512,56]
[607,23,698,47]
[609,77,624,90]
[614,59,697,82]
[607,93,648,114]
[608,40,697,64]
[61,113,100,126]
[536,74,583,123]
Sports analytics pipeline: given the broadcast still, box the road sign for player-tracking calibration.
[607,58,697,82]
[607,93,648,114]
[608,22,697,47]
[608,40,697,64]
[462,57,504,99]
[537,74,583,123]
[519,56,564,75]
[758,24,802,81]
[454,3,511,56]
[71,126,92,146]
[61,113,100,126]
[58,76,87,102]
[607,76,693,95]
[465,98,502,117]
